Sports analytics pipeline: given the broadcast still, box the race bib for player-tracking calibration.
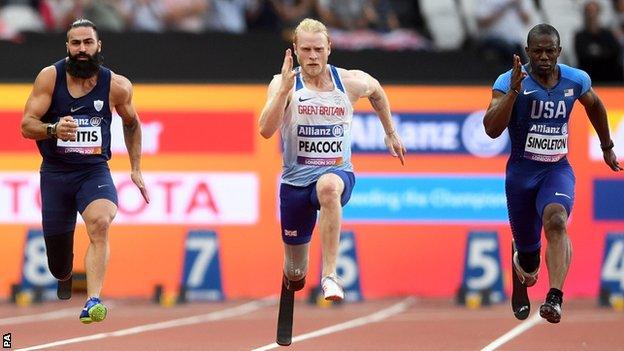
[57,126,103,154]
[296,124,344,166]
[524,132,568,162]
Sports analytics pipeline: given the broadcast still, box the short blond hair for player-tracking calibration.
[294,18,330,44]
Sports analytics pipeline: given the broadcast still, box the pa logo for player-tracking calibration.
[3,333,11,348]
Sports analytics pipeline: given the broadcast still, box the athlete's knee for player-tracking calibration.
[44,232,74,280]
[316,177,342,207]
[518,249,540,274]
[86,215,112,241]
[544,211,567,235]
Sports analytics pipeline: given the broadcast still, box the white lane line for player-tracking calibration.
[0,302,117,326]
[15,297,275,351]
[0,308,76,326]
[481,312,543,351]
[250,297,415,351]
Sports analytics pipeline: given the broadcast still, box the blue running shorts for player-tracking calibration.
[279,170,355,245]
[40,164,118,236]
[505,161,575,252]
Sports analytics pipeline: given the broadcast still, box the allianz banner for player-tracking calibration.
[351,111,510,157]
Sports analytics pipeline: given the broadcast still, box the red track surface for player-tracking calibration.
[2,296,623,350]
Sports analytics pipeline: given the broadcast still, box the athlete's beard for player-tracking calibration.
[66,51,103,79]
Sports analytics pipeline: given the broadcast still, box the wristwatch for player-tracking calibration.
[46,122,58,138]
[601,140,614,151]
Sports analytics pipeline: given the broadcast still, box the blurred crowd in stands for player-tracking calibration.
[0,0,431,50]
[1,0,622,82]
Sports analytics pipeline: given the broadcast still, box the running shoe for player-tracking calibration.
[79,297,107,324]
[540,292,563,323]
[321,275,344,301]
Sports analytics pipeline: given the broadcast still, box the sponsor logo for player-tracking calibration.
[0,172,258,224]
[90,116,102,126]
[297,125,343,138]
[98,184,109,189]
[298,96,314,102]
[332,125,344,137]
[70,106,84,113]
[462,110,509,157]
[554,192,571,199]
[351,112,510,157]
[284,229,297,237]
[529,124,564,135]
[523,89,538,95]
[76,118,94,126]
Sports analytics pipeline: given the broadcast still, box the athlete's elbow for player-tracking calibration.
[20,121,34,139]
[259,125,274,139]
[484,126,502,139]
[483,120,501,139]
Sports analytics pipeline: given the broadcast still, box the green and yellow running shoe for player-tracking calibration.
[79,297,107,324]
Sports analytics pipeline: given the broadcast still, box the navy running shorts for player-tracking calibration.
[279,170,355,245]
[505,161,575,252]
[40,164,118,236]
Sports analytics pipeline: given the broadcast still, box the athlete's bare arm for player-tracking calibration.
[21,66,78,141]
[111,73,150,203]
[341,68,406,165]
[483,54,527,138]
[259,49,296,139]
[579,89,622,171]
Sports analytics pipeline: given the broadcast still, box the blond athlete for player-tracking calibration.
[259,18,405,300]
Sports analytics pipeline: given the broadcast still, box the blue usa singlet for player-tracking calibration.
[493,63,591,167]
[492,63,590,252]
[37,59,113,171]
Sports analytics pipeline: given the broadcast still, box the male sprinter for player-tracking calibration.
[21,19,149,323]
[483,23,621,323]
[259,18,405,344]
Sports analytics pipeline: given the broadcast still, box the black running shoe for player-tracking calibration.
[57,276,72,300]
[540,292,562,323]
[511,242,530,320]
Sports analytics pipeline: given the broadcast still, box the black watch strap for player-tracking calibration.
[600,140,614,151]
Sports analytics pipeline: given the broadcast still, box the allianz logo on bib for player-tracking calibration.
[75,117,102,126]
[297,124,344,138]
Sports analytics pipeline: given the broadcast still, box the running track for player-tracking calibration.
[1,297,622,350]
